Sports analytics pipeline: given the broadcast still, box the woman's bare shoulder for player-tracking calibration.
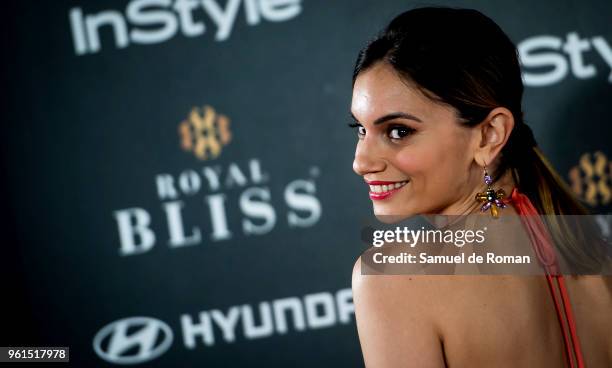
[351,255,451,368]
[351,257,555,367]
[352,255,457,305]
[352,255,508,305]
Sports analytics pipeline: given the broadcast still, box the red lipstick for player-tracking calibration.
[365,180,409,200]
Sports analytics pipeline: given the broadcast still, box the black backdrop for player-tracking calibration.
[2,0,611,366]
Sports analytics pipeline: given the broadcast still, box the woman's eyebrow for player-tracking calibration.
[350,111,423,124]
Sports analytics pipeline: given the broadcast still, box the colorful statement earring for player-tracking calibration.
[475,164,507,219]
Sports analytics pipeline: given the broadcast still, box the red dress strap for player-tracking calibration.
[506,187,586,368]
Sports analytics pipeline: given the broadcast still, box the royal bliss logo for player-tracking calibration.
[569,150,611,208]
[112,104,321,256]
[179,105,232,161]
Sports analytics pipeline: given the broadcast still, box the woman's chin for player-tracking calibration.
[372,206,416,224]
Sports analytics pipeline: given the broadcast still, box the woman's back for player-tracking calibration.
[562,276,612,366]
[352,264,612,367]
[436,275,612,367]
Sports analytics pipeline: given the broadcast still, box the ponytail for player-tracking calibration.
[502,132,610,273]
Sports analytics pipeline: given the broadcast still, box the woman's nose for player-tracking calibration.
[353,140,386,177]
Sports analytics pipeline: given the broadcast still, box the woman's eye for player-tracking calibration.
[348,122,366,138]
[388,126,415,139]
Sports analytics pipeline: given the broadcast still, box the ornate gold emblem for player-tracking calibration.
[179,105,232,160]
[569,151,611,207]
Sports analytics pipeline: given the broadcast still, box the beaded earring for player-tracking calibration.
[475,163,507,218]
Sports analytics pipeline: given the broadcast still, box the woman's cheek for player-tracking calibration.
[394,146,433,174]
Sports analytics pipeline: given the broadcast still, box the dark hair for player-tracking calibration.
[353,6,610,272]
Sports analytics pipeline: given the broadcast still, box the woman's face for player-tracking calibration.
[351,62,482,218]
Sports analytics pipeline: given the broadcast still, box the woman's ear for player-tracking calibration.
[474,107,515,166]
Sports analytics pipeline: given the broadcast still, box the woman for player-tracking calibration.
[350,7,612,368]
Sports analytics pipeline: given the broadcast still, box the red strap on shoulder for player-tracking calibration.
[506,187,585,368]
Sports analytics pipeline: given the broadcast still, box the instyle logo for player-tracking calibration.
[518,32,612,86]
[179,105,232,160]
[93,316,173,365]
[69,0,303,55]
[569,151,611,207]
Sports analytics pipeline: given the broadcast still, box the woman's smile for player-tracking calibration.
[365,179,410,200]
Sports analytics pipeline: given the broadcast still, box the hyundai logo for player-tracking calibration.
[93,316,173,365]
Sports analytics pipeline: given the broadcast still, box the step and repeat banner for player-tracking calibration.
[2,0,611,366]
